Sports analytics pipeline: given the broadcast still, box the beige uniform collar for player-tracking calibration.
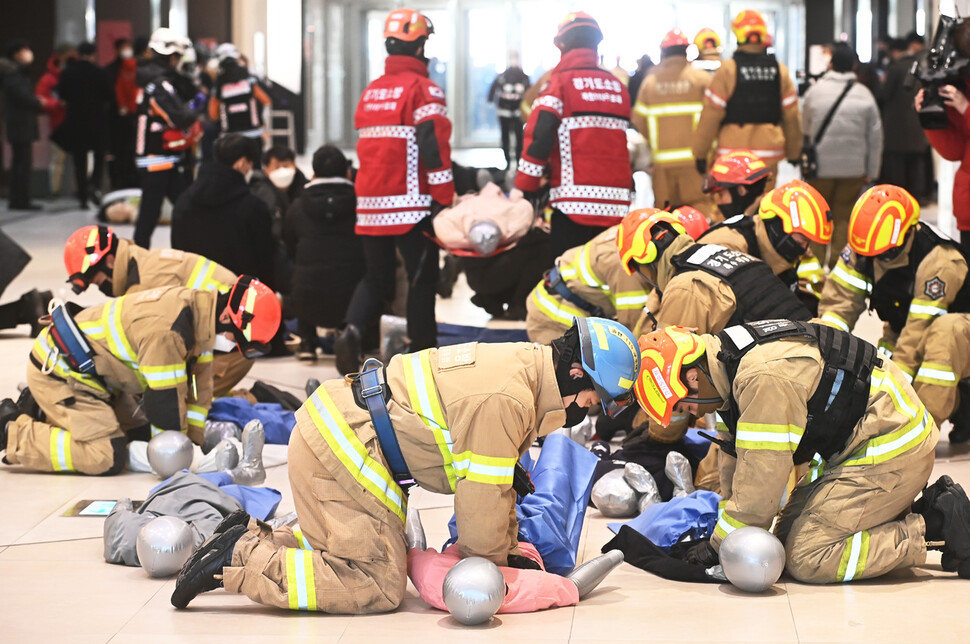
[111,238,136,296]
[752,216,798,275]
[536,344,568,437]
[654,234,696,290]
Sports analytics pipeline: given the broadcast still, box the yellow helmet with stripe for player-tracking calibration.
[758,179,833,244]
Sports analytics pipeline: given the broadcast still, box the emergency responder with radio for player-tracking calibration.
[633,321,970,582]
[170,317,641,613]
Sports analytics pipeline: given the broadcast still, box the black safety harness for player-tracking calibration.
[543,266,605,317]
[715,319,879,464]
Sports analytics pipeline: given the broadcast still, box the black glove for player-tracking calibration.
[683,540,719,567]
[507,554,542,570]
[695,158,707,175]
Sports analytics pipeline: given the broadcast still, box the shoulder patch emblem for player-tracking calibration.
[429,85,445,99]
[925,276,946,300]
[839,245,852,264]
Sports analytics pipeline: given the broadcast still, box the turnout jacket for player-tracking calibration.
[135,60,199,170]
[514,48,632,226]
[110,238,236,297]
[31,286,216,438]
[631,56,711,168]
[702,330,934,550]
[489,67,531,119]
[819,226,970,378]
[525,225,650,343]
[298,342,566,566]
[353,55,455,236]
[691,44,802,165]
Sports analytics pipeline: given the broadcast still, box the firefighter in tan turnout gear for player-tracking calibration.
[819,184,970,444]
[631,29,713,217]
[63,225,252,395]
[692,10,801,189]
[634,321,970,582]
[170,317,641,613]
[0,277,281,475]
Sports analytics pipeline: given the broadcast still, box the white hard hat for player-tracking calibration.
[216,42,240,63]
[149,28,185,56]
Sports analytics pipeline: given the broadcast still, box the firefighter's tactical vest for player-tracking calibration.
[715,319,879,463]
[722,51,781,126]
[699,214,800,289]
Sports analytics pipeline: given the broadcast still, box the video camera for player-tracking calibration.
[911,15,970,129]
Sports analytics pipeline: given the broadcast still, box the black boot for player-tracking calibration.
[305,378,321,398]
[15,386,44,422]
[334,324,362,376]
[935,484,970,578]
[171,524,247,608]
[1,398,21,451]
[213,509,251,537]
[19,290,52,337]
[913,475,954,546]
[950,380,970,444]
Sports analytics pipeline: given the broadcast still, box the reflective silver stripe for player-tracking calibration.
[820,312,851,332]
[549,185,631,202]
[909,302,948,317]
[413,103,448,122]
[356,211,428,227]
[841,531,864,581]
[135,155,181,168]
[552,201,630,217]
[518,160,544,177]
[705,88,727,107]
[55,429,70,471]
[427,169,453,185]
[358,125,415,138]
[831,264,872,293]
[916,366,956,382]
[356,194,432,210]
[533,95,564,115]
[641,103,703,116]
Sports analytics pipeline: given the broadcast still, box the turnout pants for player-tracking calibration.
[223,388,408,613]
[913,313,970,425]
[808,176,866,269]
[651,164,714,220]
[773,424,938,583]
[4,363,146,474]
[212,351,254,398]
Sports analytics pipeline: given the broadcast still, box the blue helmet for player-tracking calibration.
[573,316,641,417]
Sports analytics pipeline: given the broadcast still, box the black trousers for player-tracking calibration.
[73,147,105,203]
[345,218,439,351]
[549,209,603,265]
[107,114,139,190]
[880,150,930,200]
[8,141,33,207]
[499,116,523,165]
[135,166,187,248]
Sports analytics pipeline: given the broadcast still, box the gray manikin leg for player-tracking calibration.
[567,550,625,599]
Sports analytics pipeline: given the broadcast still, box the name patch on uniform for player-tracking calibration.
[925,276,946,300]
[436,342,476,370]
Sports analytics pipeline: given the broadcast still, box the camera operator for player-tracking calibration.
[916,83,970,248]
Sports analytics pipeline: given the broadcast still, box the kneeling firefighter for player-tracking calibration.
[633,321,970,582]
[63,225,253,395]
[171,317,641,613]
[0,278,280,475]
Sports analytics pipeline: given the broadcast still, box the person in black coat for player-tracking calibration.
[54,42,113,208]
[2,40,44,210]
[171,133,277,290]
[282,145,364,360]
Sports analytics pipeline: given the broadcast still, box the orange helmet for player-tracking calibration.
[694,28,722,51]
[661,29,690,50]
[672,205,710,240]
[224,275,282,358]
[617,208,687,275]
[64,225,117,294]
[758,180,833,245]
[383,9,434,42]
[848,185,920,257]
[702,150,770,193]
[732,10,768,45]
[635,326,708,427]
[554,11,603,51]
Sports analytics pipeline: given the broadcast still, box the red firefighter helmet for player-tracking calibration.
[553,11,603,50]
[224,275,282,358]
[64,225,117,294]
[702,150,771,193]
[383,9,435,42]
[661,29,690,50]
[672,206,710,240]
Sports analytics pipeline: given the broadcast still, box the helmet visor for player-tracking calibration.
[593,380,635,417]
[701,174,722,194]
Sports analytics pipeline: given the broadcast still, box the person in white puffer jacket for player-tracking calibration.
[802,42,883,267]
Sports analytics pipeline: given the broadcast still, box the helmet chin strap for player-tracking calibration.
[680,360,723,405]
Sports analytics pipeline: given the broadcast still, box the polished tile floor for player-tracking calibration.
[1,198,969,643]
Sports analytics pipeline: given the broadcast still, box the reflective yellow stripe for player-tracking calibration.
[714,510,747,540]
[559,243,602,289]
[285,548,317,610]
[640,102,704,117]
[652,148,695,163]
[908,297,948,320]
[915,362,958,387]
[452,451,516,485]
[612,289,649,310]
[820,311,851,332]
[644,102,703,163]
[140,363,188,388]
[804,453,825,485]
[877,339,895,357]
[103,299,145,387]
[837,530,870,582]
[292,530,314,550]
[49,428,74,472]
[831,263,872,295]
[306,388,406,522]
[186,404,207,428]
[633,101,649,117]
[735,422,804,452]
[404,351,457,491]
[197,351,213,364]
[796,257,824,284]
[843,370,931,467]
[530,282,587,327]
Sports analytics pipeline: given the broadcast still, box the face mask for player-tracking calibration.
[269,166,296,190]
[120,48,134,59]
[98,279,115,298]
[717,199,747,219]
[213,335,238,353]
[562,400,589,427]
[243,169,254,184]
